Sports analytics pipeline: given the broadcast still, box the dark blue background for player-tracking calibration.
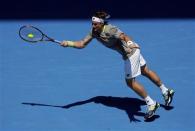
[0,0,194,19]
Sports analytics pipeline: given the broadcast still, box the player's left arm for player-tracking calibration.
[119,33,133,43]
[119,33,140,48]
[109,26,139,48]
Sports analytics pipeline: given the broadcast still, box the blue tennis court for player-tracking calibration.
[0,19,195,131]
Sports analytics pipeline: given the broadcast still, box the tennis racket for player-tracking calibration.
[19,25,61,44]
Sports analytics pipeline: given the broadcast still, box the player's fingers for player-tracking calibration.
[60,41,68,47]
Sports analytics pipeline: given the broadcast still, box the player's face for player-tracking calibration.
[92,22,104,32]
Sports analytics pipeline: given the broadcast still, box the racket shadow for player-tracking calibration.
[22,96,160,122]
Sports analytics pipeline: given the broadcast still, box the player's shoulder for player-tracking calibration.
[104,24,120,34]
[104,24,117,30]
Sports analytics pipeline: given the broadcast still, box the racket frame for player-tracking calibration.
[19,25,61,44]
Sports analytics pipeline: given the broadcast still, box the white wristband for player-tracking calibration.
[127,41,133,46]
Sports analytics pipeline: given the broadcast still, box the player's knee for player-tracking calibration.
[141,68,147,76]
[141,65,149,76]
[125,78,135,87]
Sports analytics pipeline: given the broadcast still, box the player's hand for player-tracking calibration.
[60,41,68,47]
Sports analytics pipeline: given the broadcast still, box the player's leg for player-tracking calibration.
[141,65,162,87]
[125,78,160,119]
[124,49,159,119]
[140,59,174,106]
[125,78,147,99]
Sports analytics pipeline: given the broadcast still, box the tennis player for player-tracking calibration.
[61,11,174,119]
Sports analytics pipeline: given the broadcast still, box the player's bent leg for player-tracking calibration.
[141,65,175,106]
[141,65,162,87]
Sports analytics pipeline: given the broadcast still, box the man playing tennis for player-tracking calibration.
[60,11,174,119]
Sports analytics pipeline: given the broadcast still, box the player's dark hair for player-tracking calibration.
[93,11,110,19]
[93,11,110,24]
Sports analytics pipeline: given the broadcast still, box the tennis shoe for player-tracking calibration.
[144,102,160,119]
[163,89,175,106]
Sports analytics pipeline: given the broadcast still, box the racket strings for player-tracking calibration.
[19,26,43,42]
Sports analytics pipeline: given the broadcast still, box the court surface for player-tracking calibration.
[0,19,195,131]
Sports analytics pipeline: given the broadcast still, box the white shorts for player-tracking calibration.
[124,49,146,79]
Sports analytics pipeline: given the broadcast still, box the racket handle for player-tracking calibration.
[53,39,62,44]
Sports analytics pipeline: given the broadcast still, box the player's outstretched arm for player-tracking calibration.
[61,35,93,49]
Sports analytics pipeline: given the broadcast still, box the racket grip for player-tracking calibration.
[53,39,62,44]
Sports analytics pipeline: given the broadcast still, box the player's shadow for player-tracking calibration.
[22,96,160,122]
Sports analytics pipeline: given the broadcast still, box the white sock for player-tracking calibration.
[144,96,155,106]
[160,84,168,94]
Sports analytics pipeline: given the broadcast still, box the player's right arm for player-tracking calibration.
[60,34,93,49]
